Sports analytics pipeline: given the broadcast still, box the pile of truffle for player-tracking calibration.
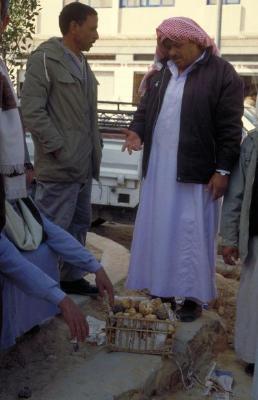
[112,297,173,321]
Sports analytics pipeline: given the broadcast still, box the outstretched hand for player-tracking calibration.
[59,296,89,341]
[222,246,239,265]
[95,267,114,307]
[121,129,142,155]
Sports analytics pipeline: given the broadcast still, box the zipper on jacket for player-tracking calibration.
[151,67,167,135]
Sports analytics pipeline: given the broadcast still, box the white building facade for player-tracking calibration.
[30,0,258,103]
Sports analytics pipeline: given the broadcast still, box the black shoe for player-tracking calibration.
[176,299,202,322]
[245,363,255,376]
[60,278,99,297]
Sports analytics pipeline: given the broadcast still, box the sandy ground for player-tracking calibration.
[91,221,134,251]
[0,222,253,400]
[0,298,108,400]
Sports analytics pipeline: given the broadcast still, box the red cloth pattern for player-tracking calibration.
[156,17,219,59]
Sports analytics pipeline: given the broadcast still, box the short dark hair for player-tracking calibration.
[59,2,97,35]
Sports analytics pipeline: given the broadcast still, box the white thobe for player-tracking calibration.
[126,57,220,303]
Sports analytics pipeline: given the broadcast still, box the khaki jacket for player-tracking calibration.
[21,38,102,183]
[220,132,258,263]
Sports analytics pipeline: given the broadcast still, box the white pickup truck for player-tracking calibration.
[26,101,143,224]
[91,101,142,224]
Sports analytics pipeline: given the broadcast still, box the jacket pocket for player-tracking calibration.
[57,73,75,84]
[54,146,68,163]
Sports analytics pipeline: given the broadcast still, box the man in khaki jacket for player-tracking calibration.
[21,2,102,295]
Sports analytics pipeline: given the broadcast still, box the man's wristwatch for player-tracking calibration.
[216,169,230,176]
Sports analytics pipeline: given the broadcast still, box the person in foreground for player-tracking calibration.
[0,195,114,349]
[123,17,243,322]
[221,130,258,377]
[0,0,113,348]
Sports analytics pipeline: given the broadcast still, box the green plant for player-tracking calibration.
[0,0,41,83]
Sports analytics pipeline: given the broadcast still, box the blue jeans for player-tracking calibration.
[34,179,92,281]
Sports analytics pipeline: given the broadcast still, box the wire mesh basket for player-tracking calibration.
[106,306,176,355]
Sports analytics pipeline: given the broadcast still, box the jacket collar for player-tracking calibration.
[36,37,88,82]
[194,47,213,65]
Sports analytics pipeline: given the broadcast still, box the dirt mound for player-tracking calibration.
[211,273,239,345]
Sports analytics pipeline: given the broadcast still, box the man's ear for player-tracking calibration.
[69,20,78,35]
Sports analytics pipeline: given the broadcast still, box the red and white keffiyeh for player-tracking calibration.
[139,17,219,95]
[156,17,219,58]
